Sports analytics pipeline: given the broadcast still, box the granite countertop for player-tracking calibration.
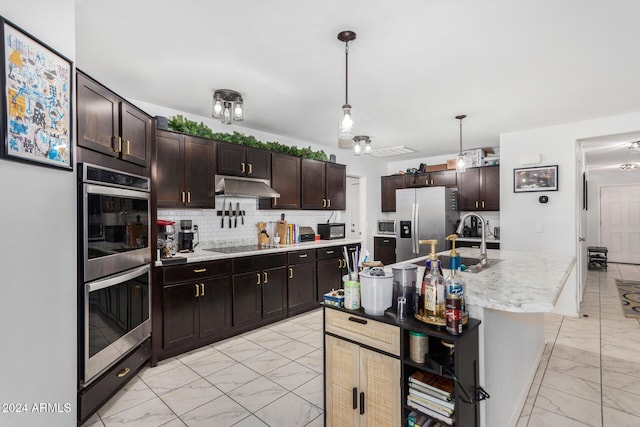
[388,248,575,313]
[156,238,362,266]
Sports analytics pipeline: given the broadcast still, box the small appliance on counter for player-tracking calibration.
[317,223,346,240]
[157,219,177,257]
[377,219,396,235]
[299,226,316,242]
[178,220,198,252]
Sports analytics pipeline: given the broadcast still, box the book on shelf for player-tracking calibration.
[408,370,455,400]
[410,380,454,402]
[409,386,455,411]
[407,397,455,426]
[408,392,454,416]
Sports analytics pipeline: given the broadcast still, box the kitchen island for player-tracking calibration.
[391,247,575,427]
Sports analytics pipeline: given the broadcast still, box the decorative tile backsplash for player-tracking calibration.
[158,197,342,248]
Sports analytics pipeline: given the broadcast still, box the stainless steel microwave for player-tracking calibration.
[377,219,396,235]
[317,223,346,240]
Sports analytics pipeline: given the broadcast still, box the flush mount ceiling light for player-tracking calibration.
[619,163,639,170]
[455,114,467,173]
[212,89,244,124]
[337,30,357,150]
[629,141,640,151]
[353,135,371,156]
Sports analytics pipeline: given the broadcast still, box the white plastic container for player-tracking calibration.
[343,275,361,310]
[359,269,394,316]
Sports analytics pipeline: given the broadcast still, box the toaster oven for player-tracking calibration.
[317,223,346,240]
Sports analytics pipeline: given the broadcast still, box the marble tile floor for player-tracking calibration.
[518,263,640,427]
[82,308,325,427]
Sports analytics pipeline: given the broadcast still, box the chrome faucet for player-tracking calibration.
[456,212,488,266]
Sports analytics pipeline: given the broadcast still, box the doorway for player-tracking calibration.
[600,184,640,263]
[345,176,361,240]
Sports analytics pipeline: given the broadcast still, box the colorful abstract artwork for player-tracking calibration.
[2,19,72,170]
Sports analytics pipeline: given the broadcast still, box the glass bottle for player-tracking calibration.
[423,257,444,318]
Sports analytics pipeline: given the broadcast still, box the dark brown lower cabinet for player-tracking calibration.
[316,244,360,301]
[374,236,396,266]
[288,249,318,316]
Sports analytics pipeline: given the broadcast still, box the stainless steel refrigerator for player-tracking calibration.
[395,186,458,262]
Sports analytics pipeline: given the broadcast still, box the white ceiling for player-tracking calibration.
[75,0,640,168]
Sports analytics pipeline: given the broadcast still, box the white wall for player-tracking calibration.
[0,2,76,426]
[133,100,386,253]
[499,111,640,315]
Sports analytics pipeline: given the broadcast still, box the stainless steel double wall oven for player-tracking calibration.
[78,163,151,385]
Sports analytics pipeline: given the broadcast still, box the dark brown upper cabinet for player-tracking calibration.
[77,72,151,169]
[217,142,270,179]
[457,165,500,211]
[301,159,346,210]
[404,170,457,187]
[381,175,406,212]
[266,153,301,209]
[156,130,216,208]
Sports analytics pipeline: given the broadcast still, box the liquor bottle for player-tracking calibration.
[445,234,466,335]
[421,240,444,319]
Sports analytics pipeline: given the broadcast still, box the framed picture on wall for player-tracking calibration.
[0,17,73,170]
[513,165,558,193]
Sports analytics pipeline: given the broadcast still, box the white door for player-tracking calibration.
[600,185,640,264]
[346,177,361,239]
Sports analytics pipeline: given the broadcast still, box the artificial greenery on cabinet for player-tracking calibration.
[167,115,328,161]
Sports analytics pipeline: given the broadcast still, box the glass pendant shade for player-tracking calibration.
[222,102,232,125]
[233,98,244,121]
[212,97,224,119]
[339,105,354,141]
[456,154,466,173]
[353,139,362,155]
[364,139,372,154]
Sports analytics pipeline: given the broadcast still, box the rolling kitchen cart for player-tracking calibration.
[588,246,608,271]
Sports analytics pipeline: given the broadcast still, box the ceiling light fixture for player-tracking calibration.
[455,114,467,173]
[353,135,371,156]
[212,89,244,124]
[629,141,640,151]
[619,163,639,171]
[337,30,357,150]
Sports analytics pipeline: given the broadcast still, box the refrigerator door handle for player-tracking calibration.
[412,203,418,254]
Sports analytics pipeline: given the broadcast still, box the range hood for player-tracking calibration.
[214,175,280,198]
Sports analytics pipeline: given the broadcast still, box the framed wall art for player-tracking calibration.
[0,17,73,170]
[513,165,558,193]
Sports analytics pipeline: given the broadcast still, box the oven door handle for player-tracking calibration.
[86,264,151,292]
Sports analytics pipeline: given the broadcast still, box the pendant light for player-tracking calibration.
[338,30,356,148]
[353,135,371,156]
[455,114,467,173]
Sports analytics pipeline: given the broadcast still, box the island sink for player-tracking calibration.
[415,255,502,273]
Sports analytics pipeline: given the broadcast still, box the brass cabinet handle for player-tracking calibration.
[475,201,479,209]
[193,268,207,273]
[326,250,334,254]
[124,139,130,156]
[289,267,293,279]
[195,284,200,297]
[328,199,331,208]
[187,192,191,203]
[482,200,485,209]
[241,162,246,173]
[200,283,205,296]
[383,239,389,243]
[322,199,327,208]
[273,197,277,207]
[299,254,308,258]
[112,136,122,153]
[263,272,268,284]
[117,367,130,378]
[257,273,261,285]
[248,163,253,174]
[181,192,186,204]
[338,259,343,268]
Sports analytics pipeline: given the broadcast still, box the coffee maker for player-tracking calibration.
[179,220,198,251]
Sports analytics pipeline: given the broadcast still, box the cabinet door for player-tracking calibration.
[481,165,500,210]
[77,73,119,157]
[430,170,457,187]
[317,258,343,302]
[217,142,246,176]
[381,175,406,212]
[184,136,216,208]
[457,168,481,211]
[262,266,287,321]
[404,173,429,188]
[198,276,233,339]
[246,147,271,179]
[120,102,151,167]
[288,262,317,315]
[271,153,301,209]
[232,271,262,328]
[325,335,360,427]
[156,131,184,208]
[301,159,326,209]
[162,283,198,349]
[326,163,346,210]
[374,237,396,266]
[359,346,401,427]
